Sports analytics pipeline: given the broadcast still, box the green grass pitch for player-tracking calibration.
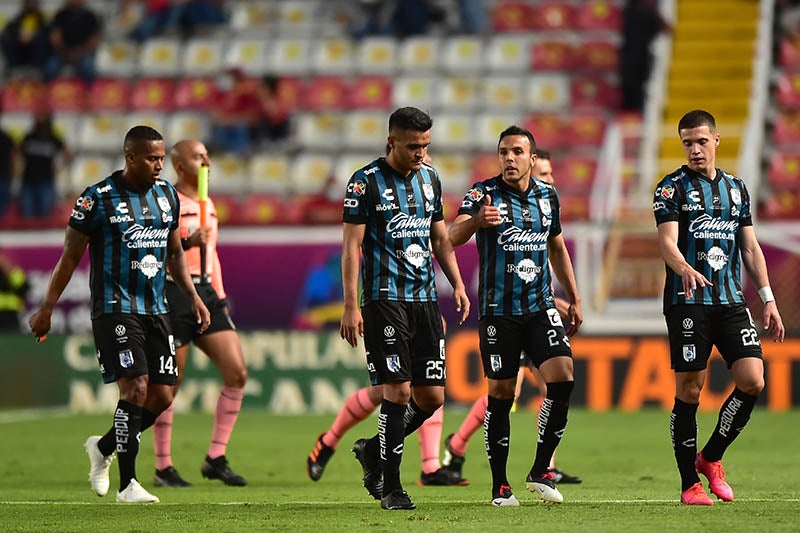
[0,408,798,531]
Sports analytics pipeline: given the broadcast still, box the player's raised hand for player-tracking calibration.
[478,195,502,227]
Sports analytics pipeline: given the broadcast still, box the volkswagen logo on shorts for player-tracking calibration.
[115,324,126,336]
[384,326,395,337]
[682,318,693,330]
[487,325,496,337]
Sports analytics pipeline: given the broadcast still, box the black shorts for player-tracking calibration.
[362,300,445,386]
[166,281,236,348]
[480,309,572,380]
[92,313,178,385]
[666,304,764,372]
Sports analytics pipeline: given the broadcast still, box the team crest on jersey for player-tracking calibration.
[659,185,675,199]
[682,344,696,363]
[538,199,551,216]
[119,349,134,368]
[467,188,484,203]
[730,189,741,205]
[490,354,502,372]
[422,183,434,200]
[386,355,401,373]
[157,197,172,212]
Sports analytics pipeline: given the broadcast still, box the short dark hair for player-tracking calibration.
[124,125,163,153]
[498,125,536,150]
[534,148,551,160]
[678,110,716,133]
[388,107,433,133]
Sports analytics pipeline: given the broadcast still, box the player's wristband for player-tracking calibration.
[758,286,775,303]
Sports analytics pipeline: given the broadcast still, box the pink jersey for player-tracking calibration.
[176,190,226,298]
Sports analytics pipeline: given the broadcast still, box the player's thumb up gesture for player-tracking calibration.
[480,194,502,227]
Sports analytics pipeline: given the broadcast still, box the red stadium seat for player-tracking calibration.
[240,194,304,225]
[471,152,499,182]
[173,77,218,110]
[571,76,619,109]
[88,78,130,111]
[558,192,590,221]
[759,189,800,220]
[48,78,87,112]
[773,112,800,146]
[531,39,576,71]
[776,72,800,110]
[209,194,243,226]
[568,112,607,147]
[574,40,619,71]
[276,76,303,110]
[349,76,393,109]
[553,157,597,193]
[524,113,566,149]
[531,2,576,31]
[574,1,621,31]
[768,151,800,189]
[1,79,46,112]
[779,36,800,72]
[130,78,176,111]
[491,2,534,33]
[301,76,350,111]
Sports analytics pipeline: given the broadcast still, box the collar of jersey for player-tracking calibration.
[379,157,418,182]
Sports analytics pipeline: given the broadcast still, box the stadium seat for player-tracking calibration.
[759,189,800,220]
[333,153,372,189]
[349,76,393,109]
[553,157,597,193]
[248,153,291,194]
[0,112,32,143]
[77,113,129,152]
[356,37,397,75]
[485,35,531,73]
[440,36,484,75]
[173,77,219,110]
[181,38,224,76]
[342,111,387,151]
[125,111,167,137]
[52,114,80,145]
[165,113,211,144]
[772,112,800,146]
[240,193,289,225]
[268,38,312,76]
[228,0,277,35]
[474,112,519,151]
[294,112,343,150]
[1,79,45,113]
[483,77,525,111]
[574,40,619,71]
[291,153,334,194]
[311,38,355,75]
[471,152,500,182]
[531,2,576,31]
[69,156,114,195]
[436,76,482,111]
[276,0,318,36]
[531,39,576,71]
[138,38,181,77]
[524,113,566,150]
[209,193,243,226]
[398,37,440,73]
[224,39,270,74]
[430,153,470,195]
[48,78,86,112]
[88,78,130,111]
[301,76,350,111]
[525,74,571,112]
[207,153,248,193]
[768,151,800,189]
[392,76,437,111]
[558,191,590,221]
[574,1,622,31]
[490,2,534,33]
[779,36,800,72]
[776,72,800,110]
[430,114,474,151]
[130,78,176,111]
[571,76,619,109]
[275,76,303,110]
[96,40,139,78]
[568,112,607,147]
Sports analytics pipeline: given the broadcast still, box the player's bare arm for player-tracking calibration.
[166,228,211,333]
[340,222,365,347]
[430,219,470,324]
[29,226,90,338]
[547,233,583,337]
[657,220,712,300]
[738,226,785,342]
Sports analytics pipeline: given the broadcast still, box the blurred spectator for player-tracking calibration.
[210,67,260,156]
[457,0,486,34]
[129,0,228,43]
[619,0,670,111]
[344,0,445,39]
[252,75,292,148]
[43,0,102,85]
[17,111,72,219]
[0,0,49,78]
[0,120,14,218]
[0,250,29,331]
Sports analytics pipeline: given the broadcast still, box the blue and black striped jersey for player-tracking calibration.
[653,165,753,313]
[458,175,562,318]
[69,171,180,318]
[342,158,444,304]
